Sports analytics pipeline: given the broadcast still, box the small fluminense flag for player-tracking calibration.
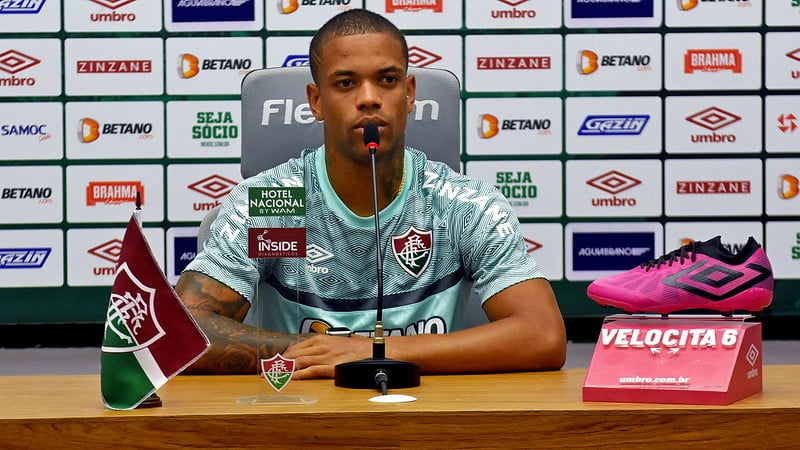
[101,214,209,410]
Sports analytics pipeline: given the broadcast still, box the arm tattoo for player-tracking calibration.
[176,271,306,374]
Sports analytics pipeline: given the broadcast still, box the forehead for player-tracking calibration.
[317,32,406,74]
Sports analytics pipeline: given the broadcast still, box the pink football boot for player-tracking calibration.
[586,236,774,315]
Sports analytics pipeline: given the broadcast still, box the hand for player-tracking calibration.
[283,334,372,379]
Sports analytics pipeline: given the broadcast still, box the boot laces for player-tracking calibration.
[640,241,698,272]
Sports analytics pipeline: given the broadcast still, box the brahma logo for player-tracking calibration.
[684,49,742,73]
[77,117,153,143]
[0,49,39,86]
[686,106,740,144]
[477,56,551,70]
[76,59,152,73]
[586,170,640,207]
[778,174,799,200]
[408,46,441,67]
[386,0,442,13]
[0,0,46,13]
[86,181,143,206]
[491,0,536,19]
[676,180,751,194]
[177,53,252,79]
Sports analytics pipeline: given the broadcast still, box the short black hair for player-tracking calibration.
[309,9,409,84]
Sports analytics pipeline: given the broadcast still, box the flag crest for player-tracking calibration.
[101,215,209,410]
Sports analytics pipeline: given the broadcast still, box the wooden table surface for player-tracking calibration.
[1,366,798,449]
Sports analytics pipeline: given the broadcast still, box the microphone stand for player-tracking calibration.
[334,124,420,394]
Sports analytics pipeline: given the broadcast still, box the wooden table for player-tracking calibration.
[1,366,798,449]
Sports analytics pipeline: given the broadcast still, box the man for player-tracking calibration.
[177,9,566,378]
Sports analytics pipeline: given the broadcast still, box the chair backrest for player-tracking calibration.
[239,66,462,178]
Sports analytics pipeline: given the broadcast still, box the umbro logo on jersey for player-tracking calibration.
[392,226,432,278]
[662,261,771,301]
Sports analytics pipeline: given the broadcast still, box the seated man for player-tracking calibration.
[176,8,566,378]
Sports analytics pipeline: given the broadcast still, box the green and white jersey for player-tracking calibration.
[186,146,545,337]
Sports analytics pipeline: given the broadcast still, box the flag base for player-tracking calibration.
[136,393,163,408]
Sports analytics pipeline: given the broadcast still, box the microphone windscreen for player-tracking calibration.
[364,122,380,147]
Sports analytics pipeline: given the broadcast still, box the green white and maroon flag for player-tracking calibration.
[101,214,209,410]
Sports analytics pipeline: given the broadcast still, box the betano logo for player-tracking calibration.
[577,50,598,74]
[479,114,499,138]
[279,0,298,14]
[778,174,799,200]
[78,117,153,143]
[577,50,651,75]
[684,49,742,74]
[386,0,443,13]
[677,0,698,9]
[85,181,144,206]
[178,53,252,79]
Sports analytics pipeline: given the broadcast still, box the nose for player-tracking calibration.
[356,81,382,111]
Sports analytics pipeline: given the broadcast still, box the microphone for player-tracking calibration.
[333,122,420,392]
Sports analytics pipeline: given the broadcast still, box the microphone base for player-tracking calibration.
[334,358,420,390]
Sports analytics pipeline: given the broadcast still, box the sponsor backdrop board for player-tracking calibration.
[0,0,798,325]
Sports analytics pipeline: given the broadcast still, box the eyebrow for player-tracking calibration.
[329,65,405,79]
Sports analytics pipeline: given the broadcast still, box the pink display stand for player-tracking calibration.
[583,314,763,405]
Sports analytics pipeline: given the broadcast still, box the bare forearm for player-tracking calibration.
[385,316,566,374]
[185,311,302,374]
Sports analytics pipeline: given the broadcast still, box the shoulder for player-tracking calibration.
[236,147,317,190]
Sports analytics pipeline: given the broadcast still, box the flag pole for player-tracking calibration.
[133,189,163,409]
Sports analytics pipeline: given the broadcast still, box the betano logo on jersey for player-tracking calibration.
[85,181,143,206]
[87,0,137,22]
[187,174,238,212]
[578,115,649,136]
[491,0,536,19]
[1,122,50,142]
[178,53,252,79]
[478,114,551,139]
[386,0,442,13]
[586,170,641,207]
[0,49,40,87]
[78,117,153,143]
[677,0,751,11]
[676,180,751,194]
[577,50,651,75]
[684,49,742,73]
[477,55,551,70]
[685,106,741,144]
[0,0,47,13]
[192,111,238,147]
[778,174,799,200]
[408,46,441,67]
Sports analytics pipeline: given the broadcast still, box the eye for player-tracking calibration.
[335,79,354,88]
[381,75,399,85]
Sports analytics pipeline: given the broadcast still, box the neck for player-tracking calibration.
[326,149,405,217]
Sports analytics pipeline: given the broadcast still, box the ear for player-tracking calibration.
[405,74,416,114]
[306,83,323,121]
